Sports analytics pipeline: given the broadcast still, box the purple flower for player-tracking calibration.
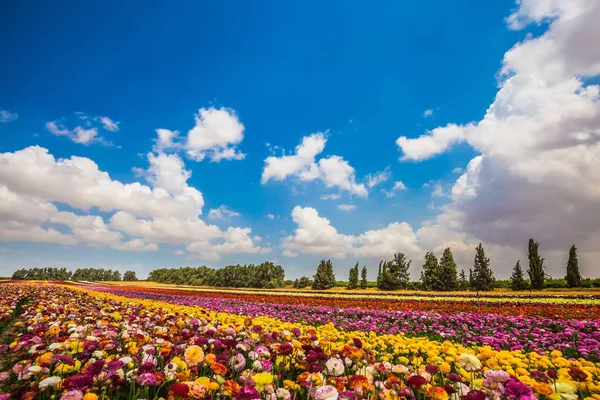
[235,386,261,400]
[66,375,94,391]
[465,390,487,400]
[446,373,462,382]
[85,360,105,377]
[505,379,536,400]
[425,365,439,375]
[136,372,158,387]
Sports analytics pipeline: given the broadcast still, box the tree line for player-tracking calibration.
[10,239,590,291]
[147,262,285,288]
[11,267,139,281]
[304,239,588,291]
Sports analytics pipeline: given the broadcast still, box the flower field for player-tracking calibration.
[1,283,600,400]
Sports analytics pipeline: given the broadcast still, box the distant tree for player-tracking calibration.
[439,248,458,291]
[527,239,546,290]
[510,260,528,290]
[377,261,383,287]
[458,269,468,290]
[420,252,442,291]
[360,266,368,289]
[293,276,312,288]
[312,260,336,290]
[565,245,582,288]
[123,271,138,281]
[471,243,495,291]
[379,253,411,290]
[348,263,359,289]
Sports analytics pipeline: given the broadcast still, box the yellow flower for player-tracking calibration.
[253,372,274,392]
[440,362,451,374]
[284,380,300,391]
[83,394,99,400]
[184,345,205,366]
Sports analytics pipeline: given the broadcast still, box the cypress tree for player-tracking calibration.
[379,253,411,290]
[510,260,528,290]
[439,248,458,291]
[458,269,468,290]
[377,260,383,287]
[420,252,442,291]
[472,243,495,291]
[312,260,336,290]
[527,239,545,290]
[348,263,359,289]
[360,266,368,289]
[565,245,582,288]
[394,253,411,289]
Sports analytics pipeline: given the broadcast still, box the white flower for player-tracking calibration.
[28,366,41,373]
[276,388,292,400]
[325,358,345,376]
[48,343,63,351]
[252,360,264,371]
[459,353,482,372]
[39,376,61,389]
[93,350,104,359]
[120,356,133,364]
[314,385,339,400]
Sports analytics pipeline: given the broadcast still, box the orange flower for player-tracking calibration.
[204,353,216,366]
[296,372,310,384]
[531,382,553,396]
[348,375,369,391]
[47,325,60,336]
[222,380,241,396]
[426,386,449,400]
[327,377,347,392]
[83,394,99,400]
[211,362,227,376]
[36,352,54,367]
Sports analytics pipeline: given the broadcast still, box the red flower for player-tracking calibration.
[171,382,190,397]
[406,375,427,389]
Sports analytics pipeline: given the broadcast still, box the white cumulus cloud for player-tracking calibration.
[262,133,368,197]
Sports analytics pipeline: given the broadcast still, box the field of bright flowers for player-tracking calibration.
[1,282,600,400]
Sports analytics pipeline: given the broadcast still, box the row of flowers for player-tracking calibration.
[1,283,600,400]
[81,285,600,307]
[78,285,600,321]
[86,287,600,361]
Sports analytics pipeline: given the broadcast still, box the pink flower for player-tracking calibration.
[60,391,83,400]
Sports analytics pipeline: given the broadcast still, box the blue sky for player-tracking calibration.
[2,1,599,279]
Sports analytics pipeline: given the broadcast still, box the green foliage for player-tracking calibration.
[11,267,73,281]
[439,248,458,291]
[148,262,285,288]
[458,269,468,290]
[510,260,528,290]
[471,243,495,291]
[420,252,443,291]
[312,259,336,290]
[293,276,312,288]
[565,245,582,288]
[527,239,546,290]
[123,271,138,281]
[348,263,359,290]
[378,253,411,290]
[71,268,121,281]
[360,266,368,289]
[376,261,383,287]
